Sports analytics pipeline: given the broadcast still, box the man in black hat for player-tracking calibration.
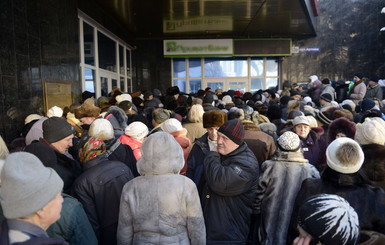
[201,119,259,244]
[320,78,335,101]
[319,93,333,111]
[365,75,383,101]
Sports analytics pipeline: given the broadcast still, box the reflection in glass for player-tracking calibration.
[120,77,125,92]
[173,59,186,78]
[85,68,96,93]
[266,78,278,90]
[205,58,247,77]
[207,82,223,91]
[119,45,124,75]
[112,79,117,89]
[229,87,245,92]
[189,58,201,77]
[98,32,116,72]
[266,59,278,76]
[189,80,201,93]
[126,49,131,77]
[229,82,246,86]
[127,78,132,93]
[174,80,186,93]
[251,78,263,92]
[83,22,95,66]
[250,58,263,76]
[100,77,108,97]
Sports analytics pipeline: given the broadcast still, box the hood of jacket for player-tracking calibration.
[137,132,184,175]
[106,106,128,127]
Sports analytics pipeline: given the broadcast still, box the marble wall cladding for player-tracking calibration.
[282,0,385,84]
[0,0,80,146]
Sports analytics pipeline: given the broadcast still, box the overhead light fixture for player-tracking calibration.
[382,7,385,13]
[381,27,385,31]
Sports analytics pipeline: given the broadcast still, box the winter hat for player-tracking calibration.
[321,78,330,84]
[74,98,101,119]
[360,98,375,111]
[354,72,364,79]
[316,110,333,125]
[203,110,227,128]
[333,109,354,121]
[328,117,356,144]
[288,110,304,121]
[277,131,301,152]
[369,75,379,83]
[24,114,43,125]
[267,103,282,120]
[355,117,385,145]
[341,100,356,112]
[137,132,184,175]
[303,96,312,104]
[306,115,318,128]
[79,137,106,163]
[298,194,360,245]
[222,95,233,104]
[115,94,132,104]
[242,106,254,120]
[320,93,332,103]
[234,91,242,98]
[326,137,364,174]
[47,106,63,118]
[89,118,114,141]
[0,152,63,219]
[293,115,310,126]
[160,118,184,134]
[125,121,149,141]
[309,75,318,83]
[152,108,171,124]
[203,92,214,104]
[43,117,74,143]
[218,120,245,145]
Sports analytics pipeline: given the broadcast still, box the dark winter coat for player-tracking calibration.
[202,142,259,244]
[335,84,349,103]
[299,130,327,170]
[287,167,385,243]
[361,144,385,191]
[71,154,134,245]
[105,106,128,138]
[105,138,139,177]
[254,150,319,245]
[25,140,82,194]
[186,133,211,195]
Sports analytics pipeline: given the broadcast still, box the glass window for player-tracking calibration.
[189,58,201,77]
[120,77,125,92]
[173,58,186,78]
[119,45,124,75]
[98,32,116,72]
[174,80,186,93]
[127,78,132,93]
[100,77,108,97]
[112,79,117,89]
[251,78,263,92]
[266,59,278,76]
[85,68,96,92]
[250,58,263,76]
[83,22,95,66]
[266,78,278,90]
[204,58,247,77]
[207,82,224,91]
[126,49,131,77]
[189,80,201,93]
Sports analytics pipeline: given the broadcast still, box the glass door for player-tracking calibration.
[203,78,249,92]
[99,70,119,97]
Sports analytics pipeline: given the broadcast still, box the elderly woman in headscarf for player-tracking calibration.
[117,132,206,244]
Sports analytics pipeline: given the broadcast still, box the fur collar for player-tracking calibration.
[271,150,308,164]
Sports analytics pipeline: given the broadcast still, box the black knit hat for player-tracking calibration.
[316,110,333,125]
[43,117,74,143]
[320,93,332,103]
[321,78,330,84]
[354,72,364,79]
[369,75,379,83]
[218,120,245,145]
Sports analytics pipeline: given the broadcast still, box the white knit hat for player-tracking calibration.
[24,114,43,125]
[160,118,183,133]
[116,94,132,104]
[125,121,149,141]
[47,106,63,118]
[303,96,312,104]
[326,137,364,174]
[355,117,385,145]
[222,95,233,104]
[89,119,114,141]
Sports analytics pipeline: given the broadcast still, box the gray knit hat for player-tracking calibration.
[43,117,74,143]
[0,152,63,219]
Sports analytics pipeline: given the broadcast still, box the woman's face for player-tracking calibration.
[294,124,311,139]
[336,132,347,139]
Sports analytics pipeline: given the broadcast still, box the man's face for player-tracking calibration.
[51,134,74,154]
[206,127,219,141]
[292,95,301,101]
[319,99,327,106]
[217,132,239,155]
[369,81,376,87]
[294,124,311,139]
[79,117,95,125]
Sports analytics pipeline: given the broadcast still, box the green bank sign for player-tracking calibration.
[164,39,233,57]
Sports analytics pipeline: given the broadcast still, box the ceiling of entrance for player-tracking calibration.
[94,0,317,40]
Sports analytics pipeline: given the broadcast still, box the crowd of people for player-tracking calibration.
[0,73,385,244]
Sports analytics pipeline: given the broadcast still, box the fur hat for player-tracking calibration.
[277,131,301,152]
[320,93,332,103]
[218,120,245,145]
[222,95,233,104]
[203,110,227,128]
[0,152,63,219]
[89,118,114,141]
[152,108,171,124]
[43,117,74,143]
[355,117,385,145]
[298,194,360,245]
[327,117,356,144]
[326,137,364,174]
[47,106,63,118]
[333,109,354,121]
[75,98,101,119]
[125,121,149,141]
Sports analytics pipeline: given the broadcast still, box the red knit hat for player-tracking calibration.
[218,120,245,145]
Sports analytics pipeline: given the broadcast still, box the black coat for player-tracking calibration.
[25,140,82,194]
[202,142,259,244]
[287,167,385,244]
[71,154,134,245]
[105,138,139,177]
